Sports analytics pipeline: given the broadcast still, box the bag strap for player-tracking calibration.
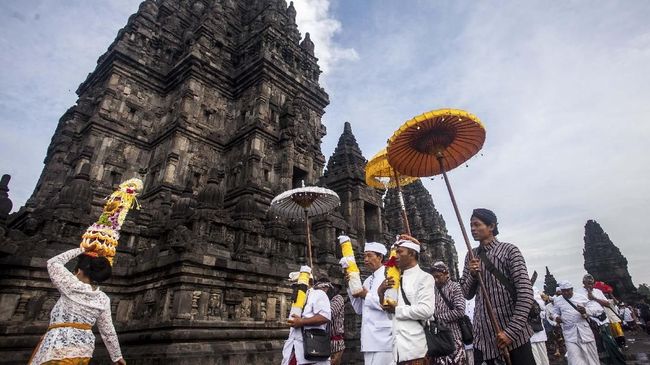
[477,249,516,299]
[399,277,411,306]
[399,278,430,328]
[301,289,331,335]
[562,296,589,321]
[437,286,454,311]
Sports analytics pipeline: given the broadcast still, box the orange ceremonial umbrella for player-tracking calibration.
[386,108,485,176]
[365,148,419,235]
[387,108,511,365]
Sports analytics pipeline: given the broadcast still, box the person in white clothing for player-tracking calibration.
[575,274,625,364]
[29,246,125,365]
[281,271,332,365]
[348,242,393,365]
[378,235,435,365]
[552,280,602,365]
[530,287,550,365]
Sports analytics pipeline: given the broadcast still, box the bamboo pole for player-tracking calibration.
[436,153,512,365]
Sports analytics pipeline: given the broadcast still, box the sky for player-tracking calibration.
[1,1,649,290]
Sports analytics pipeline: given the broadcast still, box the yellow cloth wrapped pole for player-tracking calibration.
[338,235,363,295]
[383,247,400,305]
[288,266,312,320]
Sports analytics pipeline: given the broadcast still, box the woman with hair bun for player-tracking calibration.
[29,243,125,365]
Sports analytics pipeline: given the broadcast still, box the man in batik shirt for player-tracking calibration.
[461,208,536,365]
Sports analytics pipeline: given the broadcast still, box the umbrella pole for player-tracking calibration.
[304,209,314,268]
[393,170,411,236]
[436,154,512,365]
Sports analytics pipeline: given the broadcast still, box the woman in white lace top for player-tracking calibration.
[29,246,125,365]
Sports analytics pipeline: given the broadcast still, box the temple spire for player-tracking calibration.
[583,219,637,300]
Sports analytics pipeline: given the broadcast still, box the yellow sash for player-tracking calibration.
[29,323,93,364]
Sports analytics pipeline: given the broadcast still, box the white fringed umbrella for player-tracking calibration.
[269,183,340,267]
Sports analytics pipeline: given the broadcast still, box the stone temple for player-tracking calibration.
[583,219,637,301]
[0,1,458,363]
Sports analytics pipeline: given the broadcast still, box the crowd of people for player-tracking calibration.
[281,208,650,365]
[30,207,649,365]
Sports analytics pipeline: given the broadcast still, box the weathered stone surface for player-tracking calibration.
[583,219,637,300]
[384,180,460,279]
[543,266,558,297]
[0,1,458,363]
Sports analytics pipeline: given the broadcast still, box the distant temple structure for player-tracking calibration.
[583,219,637,300]
[0,1,457,363]
[543,266,558,296]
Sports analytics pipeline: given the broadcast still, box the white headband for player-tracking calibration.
[364,242,387,256]
[396,239,420,253]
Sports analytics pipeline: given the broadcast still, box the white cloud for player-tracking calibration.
[292,0,359,76]
[319,1,650,288]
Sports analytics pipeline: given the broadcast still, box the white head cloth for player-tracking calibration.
[395,238,421,253]
[364,242,387,256]
[558,280,573,290]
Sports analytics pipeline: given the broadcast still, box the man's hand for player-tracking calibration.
[378,277,395,296]
[576,305,586,315]
[352,288,368,299]
[287,314,303,328]
[382,301,396,314]
[496,331,513,350]
[113,358,126,365]
[468,258,481,277]
[555,316,563,324]
[587,290,595,301]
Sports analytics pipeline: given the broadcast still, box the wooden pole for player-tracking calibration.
[305,209,313,269]
[393,170,411,236]
[436,153,512,365]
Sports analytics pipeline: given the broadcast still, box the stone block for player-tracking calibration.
[0,294,20,321]
[116,299,133,322]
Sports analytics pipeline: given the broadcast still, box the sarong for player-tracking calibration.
[29,323,93,365]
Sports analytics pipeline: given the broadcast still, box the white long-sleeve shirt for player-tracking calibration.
[30,248,122,365]
[575,287,608,326]
[348,266,393,353]
[281,288,332,365]
[552,293,602,343]
[392,264,435,362]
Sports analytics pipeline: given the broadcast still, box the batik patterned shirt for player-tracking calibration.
[461,239,534,360]
[329,294,345,353]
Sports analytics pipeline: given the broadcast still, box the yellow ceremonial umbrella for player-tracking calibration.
[365,148,419,235]
[387,108,511,365]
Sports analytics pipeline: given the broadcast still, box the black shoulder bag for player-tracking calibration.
[562,296,601,334]
[301,293,331,361]
[400,278,455,357]
[477,250,543,332]
[437,287,474,345]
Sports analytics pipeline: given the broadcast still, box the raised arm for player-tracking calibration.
[46,248,86,296]
[97,299,123,363]
[503,246,534,341]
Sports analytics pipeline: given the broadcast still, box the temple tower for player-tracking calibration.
[543,266,558,296]
[321,122,385,245]
[384,180,460,279]
[583,219,637,300]
[0,1,333,363]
